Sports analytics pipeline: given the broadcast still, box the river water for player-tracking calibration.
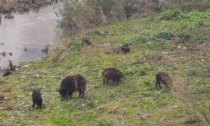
[0,3,61,68]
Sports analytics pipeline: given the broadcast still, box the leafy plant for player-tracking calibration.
[160,9,188,20]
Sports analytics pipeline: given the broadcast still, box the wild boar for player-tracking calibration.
[156,71,172,89]
[102,68,123,77]
[103,70,123,85]
[32,88,42,108]
[120,46,130,54]
[57,74,86,100]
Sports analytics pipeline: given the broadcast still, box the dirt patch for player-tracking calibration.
[171,76,187,97]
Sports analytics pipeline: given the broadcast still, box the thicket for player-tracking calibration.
[160,0,210,11]
[58,0,210,35]
[57,0,160,34]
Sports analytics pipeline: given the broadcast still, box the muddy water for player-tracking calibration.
[0,3,62,68]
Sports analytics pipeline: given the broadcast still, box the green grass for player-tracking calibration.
[0,9,210,125]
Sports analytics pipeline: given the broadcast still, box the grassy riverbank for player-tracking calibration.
[0,9,210,125]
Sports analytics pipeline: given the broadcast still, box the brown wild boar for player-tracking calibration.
[102,68,123,77]
[156,71,172,89]
[57,74,86,100]
[32,88,42,108]
[103,70,123,85]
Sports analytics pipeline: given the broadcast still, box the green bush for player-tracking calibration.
[155,32,174,40]
[160,0,210,11]
[160,9,188,20]
[57,0,160,35]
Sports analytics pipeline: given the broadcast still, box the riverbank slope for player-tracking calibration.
[0,9,210,125]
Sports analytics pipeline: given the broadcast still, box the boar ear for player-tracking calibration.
[56,89,60,92]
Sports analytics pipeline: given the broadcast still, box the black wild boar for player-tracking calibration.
[32,88,42,108]
[102,68,123,77]
[120,46,130,54]
[57,74,86,100]
[8,60,15,71]
[103,71,123,85]
[156,71,172,89]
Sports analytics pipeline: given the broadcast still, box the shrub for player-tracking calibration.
[160,0,210,11]
[155,32,174,40]
[57,0,160,35]
[160,9,188,20]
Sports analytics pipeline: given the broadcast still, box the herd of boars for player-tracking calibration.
[32,67,172,109]
[0,38,172,108]
[0,37,173,109]
[31,39,174,108]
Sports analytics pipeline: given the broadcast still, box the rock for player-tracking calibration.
[23,65,29,68]
[103,43,110,46]
[170,105,178,109]
[51,76,62,79]
[16,102,24,110]
[17,95,24,98]
[137,112,151,120]
[45,98,50,102]
[162,51,168,56]
[4,96,11,101]
[33,74,40,78]
[177,45,181,48]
